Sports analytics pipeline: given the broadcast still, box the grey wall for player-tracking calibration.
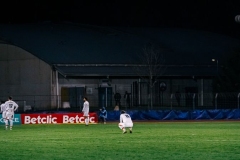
[0,44,54,111]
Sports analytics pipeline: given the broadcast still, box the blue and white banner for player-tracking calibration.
[106,109,240,120]
[0,114,21,125]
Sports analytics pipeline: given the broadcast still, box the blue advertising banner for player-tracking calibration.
[0,114,21,125]
[106,109,240,121]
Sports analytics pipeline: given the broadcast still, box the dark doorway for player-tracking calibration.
[98,87,112,109]
[185,87,198,109]
[132,81,139,107]
[61,87,85,110]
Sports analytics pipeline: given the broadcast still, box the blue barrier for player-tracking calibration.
[106,109,240,121]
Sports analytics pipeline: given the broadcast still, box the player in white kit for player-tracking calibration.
[118,110,133,134]
[4,96,19,130]
[82,97,89,126]
[1,101,6,123]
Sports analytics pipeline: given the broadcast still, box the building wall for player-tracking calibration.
[58,76,214,110]
[0,44,53,111]
[58,78,134,110]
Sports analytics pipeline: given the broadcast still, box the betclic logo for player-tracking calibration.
[21,113,98,124]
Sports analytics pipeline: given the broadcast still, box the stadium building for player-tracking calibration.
[0,22,240,112]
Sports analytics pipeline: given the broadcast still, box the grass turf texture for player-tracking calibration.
[0,121,240,160]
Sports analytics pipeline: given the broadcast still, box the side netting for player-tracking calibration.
[106,109,240,121]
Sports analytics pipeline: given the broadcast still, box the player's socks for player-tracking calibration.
[122,128,127,134]
[85,117,89,125]
[5,119,8,126]
[5,125,8,130]
[10,120,13,126]
[129,128,132,133]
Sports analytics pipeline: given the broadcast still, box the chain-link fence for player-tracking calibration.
[1,92,240,113]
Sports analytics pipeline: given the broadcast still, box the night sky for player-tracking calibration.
[1,0,240,37]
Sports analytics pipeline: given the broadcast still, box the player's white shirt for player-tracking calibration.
[1,103,7,119]
[1,103,6,112]
[120,113,133,124]
[5,100,18,114]
[82,101,89,114]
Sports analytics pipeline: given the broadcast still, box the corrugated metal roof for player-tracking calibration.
[54,64,216,77]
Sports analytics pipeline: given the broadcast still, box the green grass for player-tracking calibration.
[1,121,240,160]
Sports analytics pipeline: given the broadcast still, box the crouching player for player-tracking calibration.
[99,107,107,124]
[118,110,133,134]
[4,96,18,130]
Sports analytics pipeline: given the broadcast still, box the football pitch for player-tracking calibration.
[1,121,240,160]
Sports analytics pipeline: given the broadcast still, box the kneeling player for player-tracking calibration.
[118,110,133,134]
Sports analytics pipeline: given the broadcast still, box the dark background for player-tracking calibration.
[1,0,240,37]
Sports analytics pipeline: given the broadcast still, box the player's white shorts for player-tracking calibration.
[2,111,6,119]
[118,122,133,130]
[6,112,14,120]
[83,112,89,117]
